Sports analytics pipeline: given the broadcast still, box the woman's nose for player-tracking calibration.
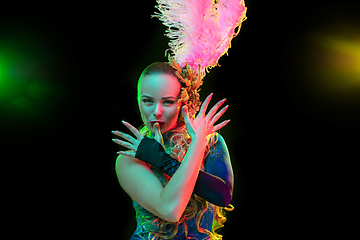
[153,103,163,117]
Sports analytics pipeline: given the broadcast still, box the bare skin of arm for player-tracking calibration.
[114,94,229,222]
[116,136,206,222]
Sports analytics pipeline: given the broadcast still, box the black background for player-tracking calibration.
[1,1,360,238]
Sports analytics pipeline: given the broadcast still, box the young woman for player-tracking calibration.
[112,62,234,239]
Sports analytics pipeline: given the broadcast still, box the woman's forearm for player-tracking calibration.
[133,135,233,207]
[159,137,207,222]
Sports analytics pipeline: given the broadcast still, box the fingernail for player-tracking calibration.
[222,105,229,111]
[112,139,118,142]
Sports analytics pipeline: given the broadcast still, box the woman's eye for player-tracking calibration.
[142,99,153,104]
[163,100,175,105]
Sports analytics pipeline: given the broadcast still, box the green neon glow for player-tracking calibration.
[0,35,66,129]
[0,61,4,78]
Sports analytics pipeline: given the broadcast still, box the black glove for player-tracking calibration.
[135,137,232,207]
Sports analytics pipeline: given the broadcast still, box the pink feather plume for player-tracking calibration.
[153,0,247,74]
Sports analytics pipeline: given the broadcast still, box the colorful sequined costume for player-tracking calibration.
[130,134,233,239]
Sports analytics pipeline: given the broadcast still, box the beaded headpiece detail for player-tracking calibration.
[169,57,204,120]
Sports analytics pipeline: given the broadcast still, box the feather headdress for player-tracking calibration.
[153,0,247,119]
[153,0,247,75]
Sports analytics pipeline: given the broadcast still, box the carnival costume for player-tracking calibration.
[129,0,246,239]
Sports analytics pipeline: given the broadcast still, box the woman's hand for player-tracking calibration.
[183,93,230,142]
[112,121,164,157]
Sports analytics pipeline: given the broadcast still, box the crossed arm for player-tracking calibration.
[134,133,233,207]
[115,133,233,224]
[115,135,208,223]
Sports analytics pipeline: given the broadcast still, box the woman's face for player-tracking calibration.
[137,74,182,134]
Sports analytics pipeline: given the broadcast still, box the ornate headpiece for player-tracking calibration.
[169,57,204,119]
[154,0,247,119]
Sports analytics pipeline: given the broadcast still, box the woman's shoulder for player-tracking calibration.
[216,133,225,142]
[212,133,228,150]
[205,133,233,179]
[206,133,230,162]
[115,151,149,176]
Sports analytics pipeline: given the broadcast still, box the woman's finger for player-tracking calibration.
[197,93,213,117]
[212,119,231,133]
[112,131,139,146]
[210,105,229,126]
[182,106,196,137]
[122,121,144,140]
[112,139,137,152]
[205,98,226,121]
[117,151,136,157]
[153,123,164,147]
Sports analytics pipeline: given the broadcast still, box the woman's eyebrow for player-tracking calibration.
[162,96,177,100]
[141,95,176,100]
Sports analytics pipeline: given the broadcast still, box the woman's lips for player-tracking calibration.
[150,121,165,128]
